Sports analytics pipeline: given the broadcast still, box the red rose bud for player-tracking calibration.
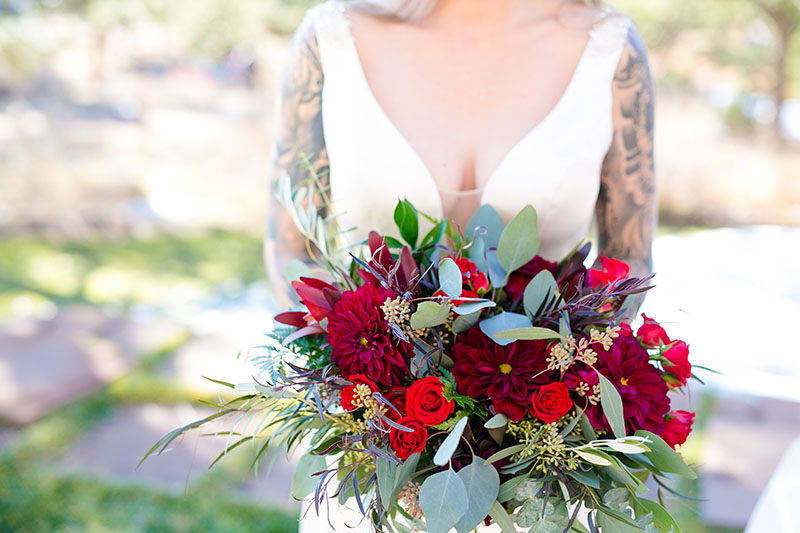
[340,375,379,411]
[390,417,428,460]
[405,376,454,426]
[661,410,695,448]
[505,255,558,302]
[530,382,573,424]
[662,340,692,386]
[453,256,490,293]
[637,314,671,347]
[618,322,634,337]
[587,256,630,289]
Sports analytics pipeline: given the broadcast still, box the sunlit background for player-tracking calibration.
[1,0,798,531]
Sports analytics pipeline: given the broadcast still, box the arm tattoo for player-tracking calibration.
[264,11,330,306]
[596,24,656,315]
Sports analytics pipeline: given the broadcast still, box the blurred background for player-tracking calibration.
[0,0,798,531]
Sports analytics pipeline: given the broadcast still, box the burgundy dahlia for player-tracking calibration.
[564,334,669,435]
[451,326,553,421]
[326,283,409,385]
[505,255,558,303]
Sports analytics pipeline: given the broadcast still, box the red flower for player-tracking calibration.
[452,326,553,422]
[637,314,671,347]
[564,334,670,435]
[390,417,428,460]
[661,410,695,448]
[452,257,490,293]
[505,255,558,302]
[618,322,634,338]
[327,284,409,385]
[291,277,342,323]
[531,383,573,424]
[662,340,692,386]
[340,375,379,412]
[384,390,407,422]
[406,376,454,426]
[587,256,630,289]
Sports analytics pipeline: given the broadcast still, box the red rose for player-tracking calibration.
[453,257,489,293]
[406,376,454,426]
[662,340,691,386]
[530,382,573,424]
[390,417,428,460]
[505,255,558,302]
[383,390,407,421]
[637,314,671,347]
[587,256,630,289]
[661,410,695,448]
[341,375,379,411]
[618,322,634,338]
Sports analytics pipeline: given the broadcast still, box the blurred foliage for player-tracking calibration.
[0,230,265,319]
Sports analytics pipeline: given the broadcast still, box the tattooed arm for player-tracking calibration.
[596,23,657,317]
[264,12,329,307]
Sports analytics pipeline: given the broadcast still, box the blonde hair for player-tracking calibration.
[351,0,601,22]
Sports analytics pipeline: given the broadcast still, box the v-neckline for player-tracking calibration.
[340,6,599,202]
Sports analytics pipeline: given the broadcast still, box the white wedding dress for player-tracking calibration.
[294,1,631,530]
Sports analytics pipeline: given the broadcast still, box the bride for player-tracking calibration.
[265,0,655,529]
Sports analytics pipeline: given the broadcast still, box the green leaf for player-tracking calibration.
[484,444,526,466]
[291,453,327,499]
[634,497,682,533]
[493,327,563,341]
[531,520,564,533]
[393,453,422,501]
[486,249,508,288]
[452,299,496,315]
[420,220,447,249]
[434,416,468,466]
[410,301,451,329]
[285,259,313,284]
[382,235,404,248]
[466,204,505,249]
[496,205,540,272]
[596,370,626,438]
[596,511,643,533]
[489,500,517,533]
[439,257,463,299]
[467,234,488,274]
[452,310,481,333]
[484,413,509,429]
[603,487,630,511]
[419,468,469,533]
[566,468,601,489]
[497,475,527,502]
[454,458,500,533]
[523,270,560,317]
[575,448,615,466]
[478,312,532,346]
[394,199,419,247]
[634,430,698,479]
[376,453,399,505]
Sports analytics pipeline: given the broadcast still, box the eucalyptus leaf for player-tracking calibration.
[597,371,626,438]
[603,487,630,511]
[291,453,327,499]
[479,312,532,346]
[452,299,496,315]
[468,234,488,274]
[454,459,501,533]
[496,205,539,272]
[484,413,509,429]
[634,497,682,533]
[418,468,469,533]
[523,270,560,317]
[433,416,468,466]
[439,257,463,299]
[559,310,571,338]
[575,449,614,466]
[498,475,527,502]
[596,509,643,533]
[493,327,563,341]
[634,430,697,479]
[452,310,481,334]
[486,249,508,288]
[466,204,505,249]
[531,520,565,533]
[410,301,451,329]
[394,199,419,247]
[393,453,422,501]
[376,454,399,505]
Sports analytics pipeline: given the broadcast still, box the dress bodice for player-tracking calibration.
[307,0,630,261]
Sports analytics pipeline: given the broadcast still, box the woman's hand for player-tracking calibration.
[596,22,656,320]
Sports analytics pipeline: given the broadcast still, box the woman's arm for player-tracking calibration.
[264,13,329,308]
[596,23,657,316]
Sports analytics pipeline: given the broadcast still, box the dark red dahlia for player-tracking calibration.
[564,334,669,435]
[505,255,558,302]
[326,284,409,385]
[451,326,553,421]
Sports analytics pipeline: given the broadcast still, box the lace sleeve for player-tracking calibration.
[265,9,329,306]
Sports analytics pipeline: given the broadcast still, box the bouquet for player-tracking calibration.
[143,171,701,533]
